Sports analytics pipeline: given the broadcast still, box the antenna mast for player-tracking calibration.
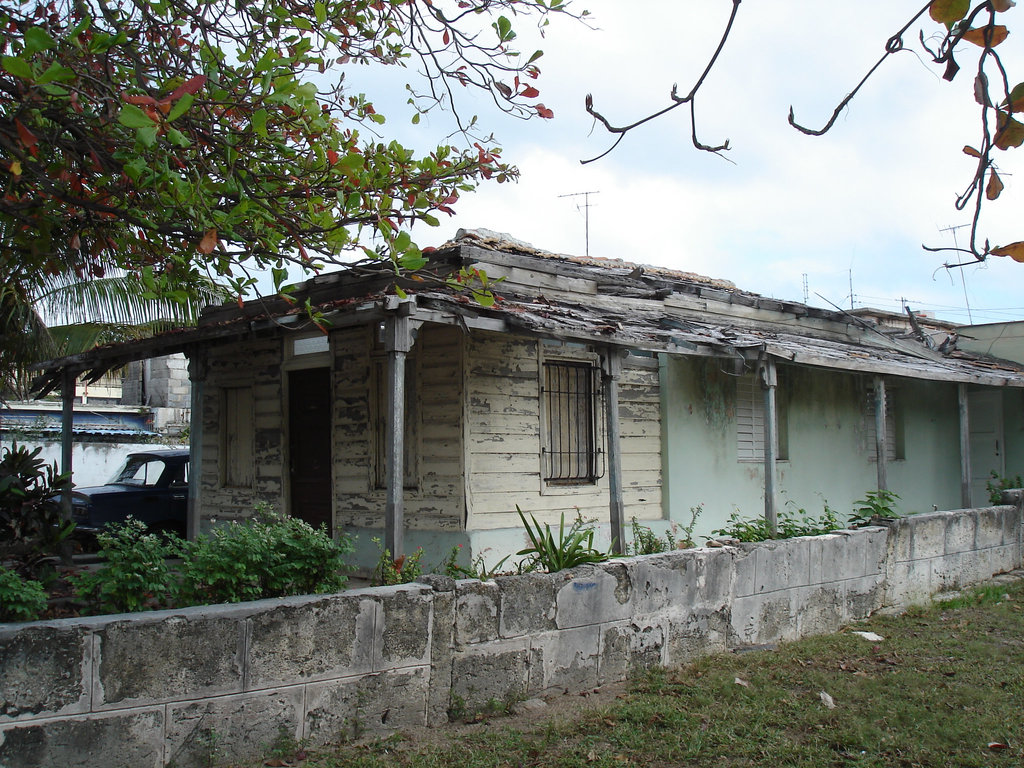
[558,190,600,257]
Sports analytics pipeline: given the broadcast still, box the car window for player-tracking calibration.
[110,457,168,488]
[168,461,189,488]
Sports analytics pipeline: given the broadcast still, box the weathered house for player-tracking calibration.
[32,231,1024,571]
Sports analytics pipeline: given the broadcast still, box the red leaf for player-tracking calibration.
[535,103,554,119]
[442,29,450,45]
[14,119,37,148]
[520,86,540,99]
[168,75,207,102]
[123,94,158,106]
[198,228,218,254]
[327,149,339,165]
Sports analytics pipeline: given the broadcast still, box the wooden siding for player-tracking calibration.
[465,332,662,528]
[199,339,285,522]
[332,323,465,531]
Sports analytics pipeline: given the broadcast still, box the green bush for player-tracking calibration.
[72,518,182,614]
[0,443,74,575]
[0,564,47,622]
[372,537,424,585]
[711,503,843,543]
[987,472,1023,505]
[850,489,901,526]
[180,506,351,605]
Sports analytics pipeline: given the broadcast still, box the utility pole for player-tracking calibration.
[558,190,600,257]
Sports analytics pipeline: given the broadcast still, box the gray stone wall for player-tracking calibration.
[2,498,1021,768]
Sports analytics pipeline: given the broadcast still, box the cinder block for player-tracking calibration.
[906,513,950,561]
[845,575,883,620]
[932,552,964,592]
[95,611,244,708]
[529,625,601,695]
[426,589,456,726]
[944,512,977,556]
[664,607,731,664]
[730,593,795,646]
[246,594,376,689]
[599,620,666,684]
[450,638,531,712]
[556,566,632,629]
[975,507,1007,549]
[0,708,164,768]
[732,546,757,598]
[697,547,736,607]
[885,558,933,610]
[165,688,303,768]
[496,572,561,638]
[375,584,433,668]
[455,579,500,645]
[0,623,91,721]
[794,585,844,637]
[628,553,696,615]
[304,667,429,743]
[754,539,809,594]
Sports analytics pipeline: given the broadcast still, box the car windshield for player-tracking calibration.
[109,456,167,487]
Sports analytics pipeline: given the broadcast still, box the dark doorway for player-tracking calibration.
[288,368,333,535]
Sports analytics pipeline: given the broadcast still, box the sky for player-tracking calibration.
[372,1,1024,326]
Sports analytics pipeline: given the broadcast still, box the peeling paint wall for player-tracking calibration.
[662,356,999,538]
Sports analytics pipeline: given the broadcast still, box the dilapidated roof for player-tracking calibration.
[29,232,1024,395]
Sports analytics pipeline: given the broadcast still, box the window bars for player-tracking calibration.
[543,361,601,484]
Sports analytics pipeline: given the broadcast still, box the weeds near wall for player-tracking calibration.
[371,537,424,585]
[850,490,902,527]
[435,544,510,580]
[987,472,1024,505]
[0,564,47,621]
[516,507,609,572]
[711,503,844,543]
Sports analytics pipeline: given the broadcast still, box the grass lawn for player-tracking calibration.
[253,577,1024,768]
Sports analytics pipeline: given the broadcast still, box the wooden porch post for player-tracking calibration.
[958,383,972,508]
[760,357,778,536]
[59,369,74,524]
[874,375,888,492]
[603,348,626,555]
[187,353,206,541]
[383,309,414,558]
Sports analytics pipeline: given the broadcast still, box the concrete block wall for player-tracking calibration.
[1,499,1021,768]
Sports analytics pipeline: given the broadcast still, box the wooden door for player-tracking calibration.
[288,368,333,534]
[969,390,1004,506]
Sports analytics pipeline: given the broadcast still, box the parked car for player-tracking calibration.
[71,449,189,539]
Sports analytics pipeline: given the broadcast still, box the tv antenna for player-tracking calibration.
[558,190,600,257]
[939,223,973,323]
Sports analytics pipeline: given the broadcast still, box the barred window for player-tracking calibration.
[543,361,598,484]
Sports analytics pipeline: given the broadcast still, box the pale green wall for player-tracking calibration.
[660,356,971,539]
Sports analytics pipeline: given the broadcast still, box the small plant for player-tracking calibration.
[0,564,47,622]
[711,510,776,542]
[678,504,703,548]
[850,489,902,526]
[435,544,510,580]
[711,503,843,542]
[987,472,1024,504]
[629,517,673,555]
[372,537,424,585]
[516,507,610,573]
[72,518,182,614]
[266,725,306,764]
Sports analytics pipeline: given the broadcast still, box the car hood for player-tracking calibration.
[72,484,144,500]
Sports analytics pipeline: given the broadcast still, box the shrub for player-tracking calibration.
[850,489,902,526]
[0,564,47,622]
[711,503,843,543]
[434,544,510,580]
[0,443,74,576]
[72,518,182,614]
[987,472,1023,505]
[180,506,352,604]
[372,537,424,585]
[516,507,610,572]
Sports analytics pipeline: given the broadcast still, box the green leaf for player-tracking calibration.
[251,109,268,137]
[166,128,191,147]
[393,230,412,253]
[36,62,75,85]
[314,1,327,24]
[394,285,408,299]
[166,93,194,122]
[118,104,157,129]
[136,125,159,147]
[1,56,34,81]
[929,0,970,25]
[24,27,57,55]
